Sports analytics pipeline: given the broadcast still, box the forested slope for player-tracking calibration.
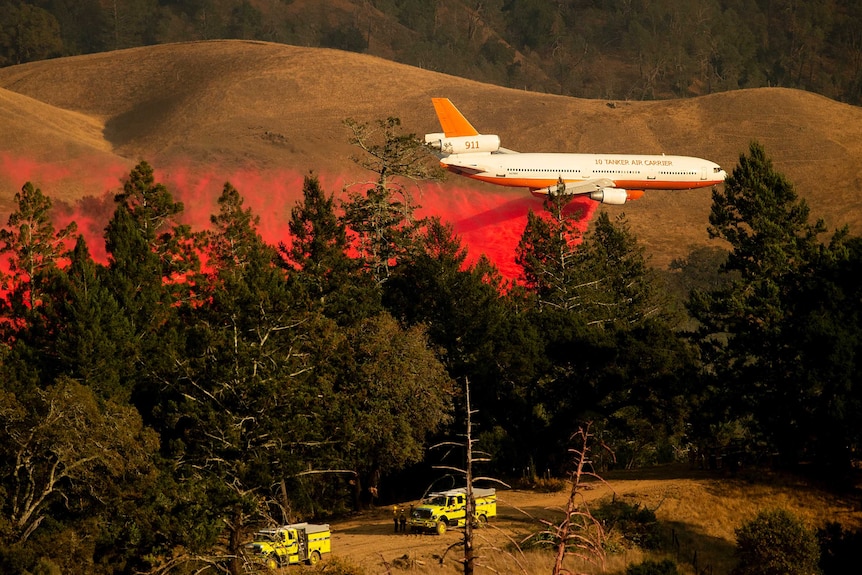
[3,0,862,105]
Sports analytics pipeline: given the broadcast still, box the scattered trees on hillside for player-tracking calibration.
[0,2,63,65]
[5,1,862,104]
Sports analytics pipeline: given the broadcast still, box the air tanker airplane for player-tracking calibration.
[424,98,727,205]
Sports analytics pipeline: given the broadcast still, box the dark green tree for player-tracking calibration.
[100,0,162,49]
[383,217,506,372]
[732,508,820,575]
[785,232,862,468]
[327,312,454,510]
[515,200,691,471]
[320,22,367,52]
[283,172,378,324]
[0,1,63,65]
[159,182,319,575]
[688,141,839,464]
[568,211,662,328]
[503,0,556,51]
[382,219,539,470]
[103,160,197,333]
[41,236,132,401]
[226,0,262,40]
[103,161,198,417]
[515,193,588,311]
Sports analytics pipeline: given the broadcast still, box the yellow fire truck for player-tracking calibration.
[247,522,331,569]
[408,487,496,535]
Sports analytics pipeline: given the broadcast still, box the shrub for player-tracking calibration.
[626,559,680,575]
[593,498,662,550]
[732,508,819,575]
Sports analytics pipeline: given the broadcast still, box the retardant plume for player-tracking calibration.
[1,154,599,281]
[418,182,597,279]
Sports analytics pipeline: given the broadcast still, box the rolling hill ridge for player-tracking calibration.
[1,40,861,269]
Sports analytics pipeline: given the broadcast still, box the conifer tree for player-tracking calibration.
[688,142,835,464]
[41,236,132,401]
[383,217,508,376]
[0,182,77,315]
[572,211,660,328]
[515,192,583,308]
[284,173,378,324]
[162,182,321,575]
[103,160,197,332]
[102,161,198,417]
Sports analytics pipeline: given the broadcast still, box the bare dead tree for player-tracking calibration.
[433,378,510,575]
[535,423,614,575]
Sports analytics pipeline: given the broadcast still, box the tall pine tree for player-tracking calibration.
[688,141,838,465]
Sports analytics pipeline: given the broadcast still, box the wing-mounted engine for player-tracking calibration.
[589,187,628,205]
[424,133,501,155]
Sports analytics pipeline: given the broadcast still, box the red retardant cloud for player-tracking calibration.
[1,154,598,282]
[416,182,597,280]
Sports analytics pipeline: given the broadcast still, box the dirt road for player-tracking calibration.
[326,466,862,575]
[330,484,616,573]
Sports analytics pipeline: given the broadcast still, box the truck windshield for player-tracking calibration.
[254,533,276,542]
[424,496,446,506]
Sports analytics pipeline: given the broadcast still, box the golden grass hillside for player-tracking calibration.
[1,40,861,266]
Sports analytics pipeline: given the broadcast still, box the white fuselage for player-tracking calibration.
[441,151,727,193]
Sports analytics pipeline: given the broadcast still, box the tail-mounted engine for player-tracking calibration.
[424,133,501,155]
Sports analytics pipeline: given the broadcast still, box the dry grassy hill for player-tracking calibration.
[2,40,861,268]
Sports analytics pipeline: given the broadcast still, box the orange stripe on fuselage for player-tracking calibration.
[432,98,479,137]
[445,170,723,191]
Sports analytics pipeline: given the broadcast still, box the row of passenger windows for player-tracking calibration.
[508,168,697,176]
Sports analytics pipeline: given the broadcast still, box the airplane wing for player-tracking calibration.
[533,178,640,204]
[535,178,616,196]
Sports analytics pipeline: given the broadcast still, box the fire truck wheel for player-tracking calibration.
[436,520,447,535]
[309,550,321,565]
[477,514,488,525]
[265,557,278,571]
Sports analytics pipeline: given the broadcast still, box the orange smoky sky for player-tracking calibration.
[1,154,598,281]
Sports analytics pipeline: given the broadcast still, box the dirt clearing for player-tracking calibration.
[321,465,861,575]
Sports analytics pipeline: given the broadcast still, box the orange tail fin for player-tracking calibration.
[432,98,479,137]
